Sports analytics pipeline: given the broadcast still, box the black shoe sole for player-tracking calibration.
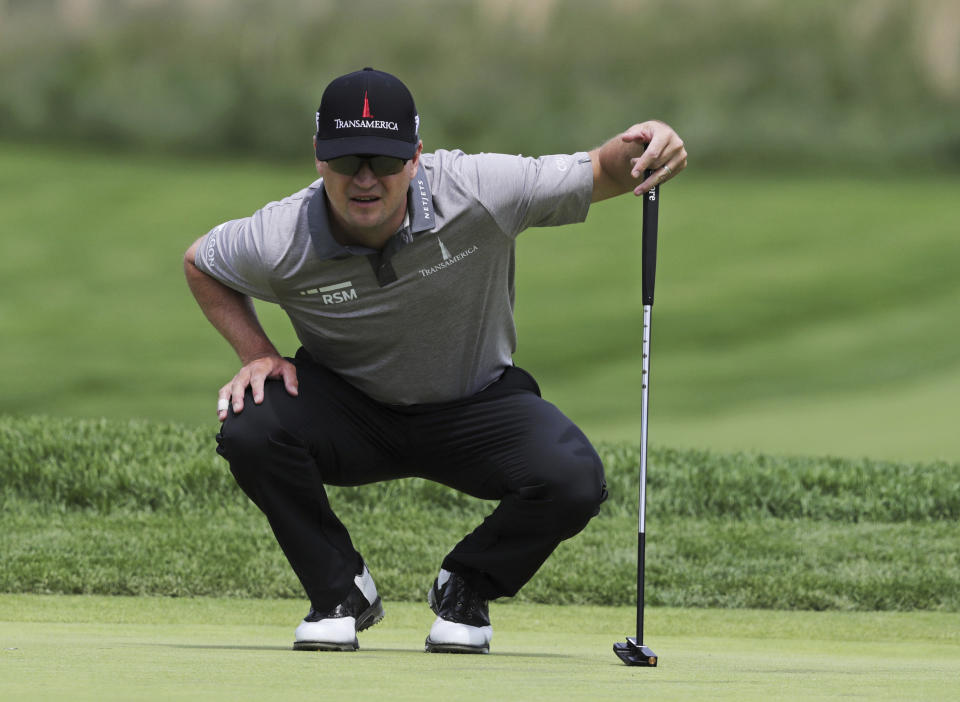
[293,597,384,651]
[293,639,359,652]
[356,597,384,632]
[424,637,489,654]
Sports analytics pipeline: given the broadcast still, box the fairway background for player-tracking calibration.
[1,1,957,463]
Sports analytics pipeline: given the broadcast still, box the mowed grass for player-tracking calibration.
[1,595,958,702]
[1,142,958,461]
[514,172,960,462]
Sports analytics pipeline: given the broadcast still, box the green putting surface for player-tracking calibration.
[2,596,957,701]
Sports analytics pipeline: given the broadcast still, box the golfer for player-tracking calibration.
[184,68,687,654]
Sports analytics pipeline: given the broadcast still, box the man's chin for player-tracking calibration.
[346,204,385,224]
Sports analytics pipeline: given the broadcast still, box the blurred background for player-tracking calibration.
[1,0,958,461]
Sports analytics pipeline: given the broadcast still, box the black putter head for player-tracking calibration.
[613,637,658,666]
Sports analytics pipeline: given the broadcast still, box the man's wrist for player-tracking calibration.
[239,347,282,365]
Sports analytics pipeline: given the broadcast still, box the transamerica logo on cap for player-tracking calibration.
[333,89,399,131]
[333,118,399,131]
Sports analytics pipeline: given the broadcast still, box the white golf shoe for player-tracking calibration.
[293,560,383,651]
[424,569,492,654]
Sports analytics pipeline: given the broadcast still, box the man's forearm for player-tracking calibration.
[184,254,280,364]
[590,134,639,202]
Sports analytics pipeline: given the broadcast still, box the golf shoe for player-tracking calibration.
[424,568,492,654]
[294,560,383,651]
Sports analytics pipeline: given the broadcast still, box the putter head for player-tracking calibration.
[613,637,658,666]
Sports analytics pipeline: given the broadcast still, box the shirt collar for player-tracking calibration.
[408,160,435,235]
[307,161,435,261]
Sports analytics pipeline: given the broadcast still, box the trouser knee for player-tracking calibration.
[215,385,295,487]
[217,406,270,462]
[556,478,606,538]
[533,453,607,539]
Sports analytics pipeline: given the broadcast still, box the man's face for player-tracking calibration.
[317,142,422,248]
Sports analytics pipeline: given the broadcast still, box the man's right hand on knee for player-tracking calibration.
[217,354,299,421]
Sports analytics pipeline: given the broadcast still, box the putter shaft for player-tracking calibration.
[614,177,660,667]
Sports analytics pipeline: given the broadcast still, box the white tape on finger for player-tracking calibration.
[217,399,229,412]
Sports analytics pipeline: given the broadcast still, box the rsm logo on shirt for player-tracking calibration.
[299,281,358,304]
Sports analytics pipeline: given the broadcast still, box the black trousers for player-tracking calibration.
[216,349,607,611]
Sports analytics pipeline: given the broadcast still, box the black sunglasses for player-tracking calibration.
[325,154,408,177]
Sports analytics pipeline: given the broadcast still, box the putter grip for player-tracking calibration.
[642,172,660,306]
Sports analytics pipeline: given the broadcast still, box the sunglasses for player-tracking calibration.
[325,154,408,177]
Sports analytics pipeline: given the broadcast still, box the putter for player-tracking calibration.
[613,172,660,667]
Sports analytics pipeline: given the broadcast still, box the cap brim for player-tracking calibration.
[315,136,418,161]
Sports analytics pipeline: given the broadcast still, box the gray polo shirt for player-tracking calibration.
[196,148,594,404]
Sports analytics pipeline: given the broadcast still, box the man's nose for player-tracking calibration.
[353,162,378,184]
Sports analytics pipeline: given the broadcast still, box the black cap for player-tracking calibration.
[314,67,419,161]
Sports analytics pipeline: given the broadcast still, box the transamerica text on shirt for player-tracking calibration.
[419,246,479,277]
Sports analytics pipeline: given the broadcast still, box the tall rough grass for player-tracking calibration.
[3,415,957,520]
[2,415,958,610]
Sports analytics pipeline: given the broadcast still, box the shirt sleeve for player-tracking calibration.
[193,210,279,303]
[466,151,594,237]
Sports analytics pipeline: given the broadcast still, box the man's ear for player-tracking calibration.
[408,141,423,173]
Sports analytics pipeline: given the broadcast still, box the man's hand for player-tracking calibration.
[623,121,687,195]
[218,355,299,422]
[591,121,688,202]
